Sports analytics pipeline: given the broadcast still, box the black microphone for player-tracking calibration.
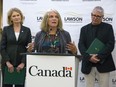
[49,28,52,31]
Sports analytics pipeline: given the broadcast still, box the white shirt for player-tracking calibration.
[15,32,20,41]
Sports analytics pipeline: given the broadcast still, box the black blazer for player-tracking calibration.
[78,22,116,74]
[1,25,32,67]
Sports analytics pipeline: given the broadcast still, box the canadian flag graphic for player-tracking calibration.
[65,67,72,70]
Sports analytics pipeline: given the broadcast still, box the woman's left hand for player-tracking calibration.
[67,42,77,55]
[16,63,25,72]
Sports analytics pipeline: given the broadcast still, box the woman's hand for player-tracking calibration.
[67,42,77,55]
[6,61,14,73]
[27,42,34,52]
[16,63,25,72]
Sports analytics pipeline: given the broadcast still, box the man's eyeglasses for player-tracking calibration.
[91,13,103,18]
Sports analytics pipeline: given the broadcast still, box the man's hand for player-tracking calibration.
[89,54,100,63]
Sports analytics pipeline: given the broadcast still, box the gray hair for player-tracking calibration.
[92,6,104,15]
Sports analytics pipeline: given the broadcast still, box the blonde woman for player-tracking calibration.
[1,8,32,87]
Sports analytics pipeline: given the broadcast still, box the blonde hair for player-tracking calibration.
[7,8,24,25]
[40,9,63,32]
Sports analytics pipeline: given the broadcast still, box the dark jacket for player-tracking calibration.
[34,29,71,53]
[1,25,32,67]
[78,22,116,74]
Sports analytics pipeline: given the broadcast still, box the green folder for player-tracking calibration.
[4,67,26,85]
[86,38,105,54]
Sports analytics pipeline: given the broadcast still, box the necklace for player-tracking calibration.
[48,34,59,48]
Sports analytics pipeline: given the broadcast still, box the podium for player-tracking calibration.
[26,53,80,87]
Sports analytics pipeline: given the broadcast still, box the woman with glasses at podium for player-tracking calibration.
[27,9,77,55]
[1,8,32,87]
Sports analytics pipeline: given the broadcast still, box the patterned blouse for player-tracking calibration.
[41,34,61,53]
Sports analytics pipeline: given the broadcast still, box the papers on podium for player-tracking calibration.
[86,38,105,54]
[4,67,26,85]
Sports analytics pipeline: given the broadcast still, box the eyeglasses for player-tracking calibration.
[91,13,103,18]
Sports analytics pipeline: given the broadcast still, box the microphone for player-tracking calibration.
[49,28,52,31]
[49,28,57,36]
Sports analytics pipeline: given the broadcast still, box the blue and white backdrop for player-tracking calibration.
[2,0,116,87]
